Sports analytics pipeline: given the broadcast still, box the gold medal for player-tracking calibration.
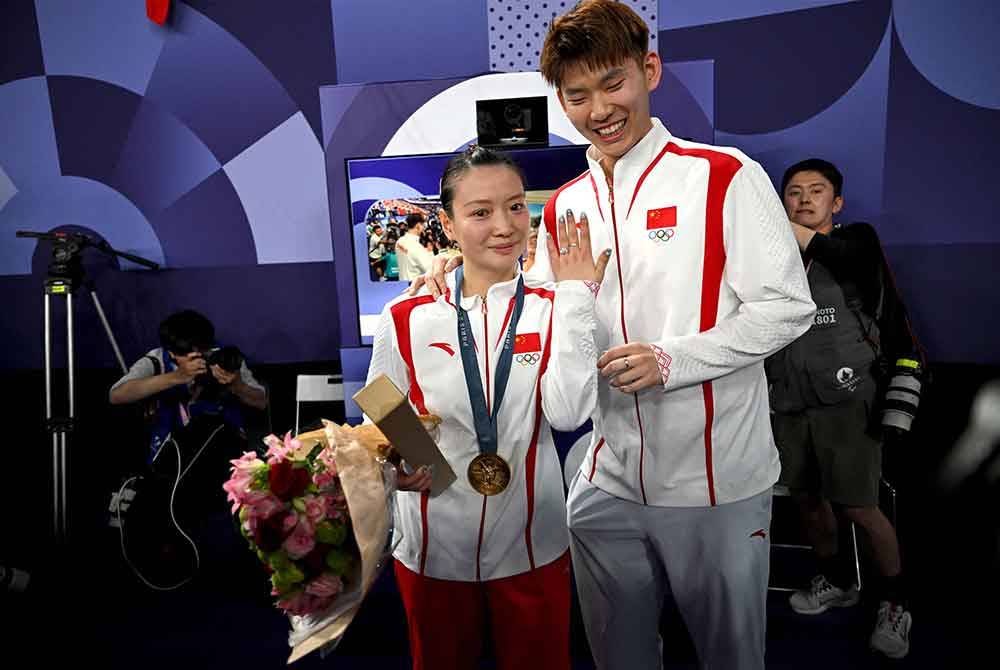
[467,453,511,496]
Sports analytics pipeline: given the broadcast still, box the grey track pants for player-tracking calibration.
[567,474,773,670]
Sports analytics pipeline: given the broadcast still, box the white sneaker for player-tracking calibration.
[870,601,912,659]
[789,574,861,615]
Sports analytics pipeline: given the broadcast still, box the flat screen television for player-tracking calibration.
[345,144,588,343]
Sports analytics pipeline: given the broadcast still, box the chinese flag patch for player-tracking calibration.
[513,332,541,353]
[646,206,677,230]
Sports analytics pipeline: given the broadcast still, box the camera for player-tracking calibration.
[882,357,923,435]
[205,345,243,373]
[194,346,244,402]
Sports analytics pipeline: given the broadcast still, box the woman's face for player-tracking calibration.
[441,164,529,278]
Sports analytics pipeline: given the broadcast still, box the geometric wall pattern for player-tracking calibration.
[487,0,657,73]
[1,0,334,277]
[2,0,999,367]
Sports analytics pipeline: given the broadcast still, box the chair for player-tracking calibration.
[294,374,345,434]
[769,484,862,592]
[769,478,897,593]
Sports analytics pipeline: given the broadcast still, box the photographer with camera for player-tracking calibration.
[766,159,924,659]
[110,309,265,454]
[108,309,266,589]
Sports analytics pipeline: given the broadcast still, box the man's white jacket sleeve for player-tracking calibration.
[654,161,816,391]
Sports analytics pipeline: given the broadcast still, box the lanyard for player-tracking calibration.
[455,267,524,456]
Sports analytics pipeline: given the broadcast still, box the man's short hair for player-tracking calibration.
[159,309,214,355]
[404,213,425,230]
[540,0,649,89]
[781,158,844,198]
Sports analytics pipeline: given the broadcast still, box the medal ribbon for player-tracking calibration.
[455,266,525,457]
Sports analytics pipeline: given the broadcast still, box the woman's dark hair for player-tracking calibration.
[159,309,215,355]
[439,145,526,216]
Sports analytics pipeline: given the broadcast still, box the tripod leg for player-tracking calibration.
[90,290,127,374]
[67,292,74,419]
[44,293,63,543]
[44,294,52,420]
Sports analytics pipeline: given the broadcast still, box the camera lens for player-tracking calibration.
[882,358,922,434]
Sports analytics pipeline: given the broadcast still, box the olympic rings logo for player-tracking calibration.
[516,353,540,366]
[648,229,676,242]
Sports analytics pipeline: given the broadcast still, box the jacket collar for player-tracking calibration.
[445,265,523,310]
[586,118,672,191]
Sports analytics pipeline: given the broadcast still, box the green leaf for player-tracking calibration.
[268,551,291,571]
[315,520,347,546]
[324,547,353,576]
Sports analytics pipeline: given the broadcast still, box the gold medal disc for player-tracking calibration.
[467,453,511,496]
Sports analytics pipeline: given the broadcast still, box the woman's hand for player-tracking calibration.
[547,209,611,284]
[407,255,463,298]
[397,462,433,492]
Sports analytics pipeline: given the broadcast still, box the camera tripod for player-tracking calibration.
[16,230,159,544]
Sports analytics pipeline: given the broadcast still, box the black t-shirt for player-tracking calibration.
[805,222,918,363]
[804,222,882,321]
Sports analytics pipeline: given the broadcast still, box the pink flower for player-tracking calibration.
[223,451,267,512]
[302,495,326,524]
[322,493,347,519]
[313,470,336,490]
[317,445,338,476]
[282,511,301,533]
[245,491,285,520]
[305,573,344,598]
[283,515,315,559]
[230,450,264,474]
[264,432,301,465]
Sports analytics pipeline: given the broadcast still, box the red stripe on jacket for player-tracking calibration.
[588,437,606,481]
[390,294,436,570]
[663,143,742,506]
[522,286,555,568]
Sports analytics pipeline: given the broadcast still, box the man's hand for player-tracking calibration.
[396,463,433,492]
[171,352,207,384]
[406,254,463,298]
[523,229,538,272]
[210,364,238,386]
[598,343,663,394]
[790,221,817,251]
[547,209,611,283]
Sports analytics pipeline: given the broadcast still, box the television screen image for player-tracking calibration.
[346,145,588,343]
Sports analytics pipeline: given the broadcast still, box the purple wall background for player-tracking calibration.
[1,0,998,372]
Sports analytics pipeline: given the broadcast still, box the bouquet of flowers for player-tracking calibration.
[225,432,355,616]
[224,420,402,663]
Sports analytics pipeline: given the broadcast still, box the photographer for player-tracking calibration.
[108,309,266,588]
[110,309,266,459]
[766,159,920,659]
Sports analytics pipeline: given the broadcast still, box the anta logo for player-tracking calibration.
[749,529,767,539]
[428,342,455,356]
[514,332,541,366]
[646,206,677,243]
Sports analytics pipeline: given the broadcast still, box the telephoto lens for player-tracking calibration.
[882,358,922,434]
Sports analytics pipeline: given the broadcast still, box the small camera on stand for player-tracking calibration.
[476,96,549,148]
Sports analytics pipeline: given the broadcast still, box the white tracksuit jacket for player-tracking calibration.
[367,272,598,581]
[531,119,816,508]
